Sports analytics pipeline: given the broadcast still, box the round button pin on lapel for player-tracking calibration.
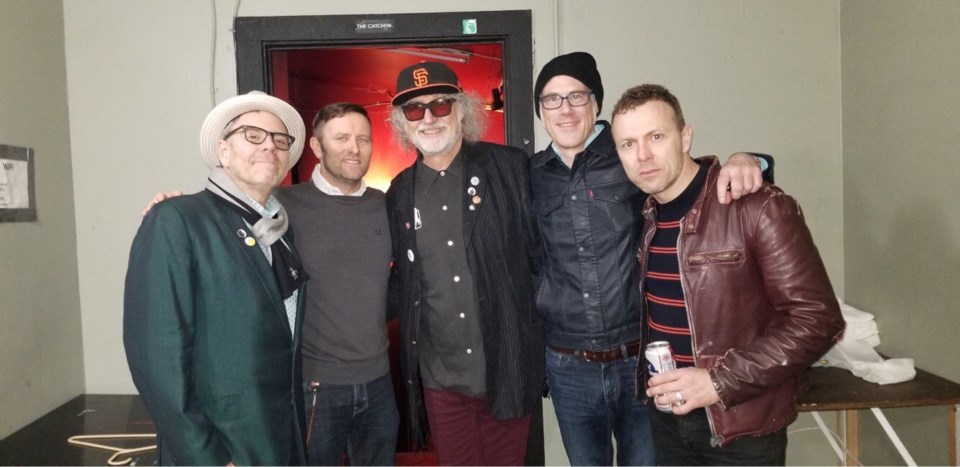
[245,237,256,247]
[470,176,480,186]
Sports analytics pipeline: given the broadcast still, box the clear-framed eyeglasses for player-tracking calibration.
[539,91,593,110]
[223,125,295,150]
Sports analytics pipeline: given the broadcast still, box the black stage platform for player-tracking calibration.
[0,395,157,466]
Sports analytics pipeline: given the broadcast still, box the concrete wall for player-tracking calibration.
[566,1,846,296]
[0,0,85,439]
[841,1,960,465]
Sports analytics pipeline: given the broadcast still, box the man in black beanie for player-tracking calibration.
[530,51,768,465]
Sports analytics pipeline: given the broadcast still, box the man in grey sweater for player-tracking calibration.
[276,102,397,466]
[141,102,397,465]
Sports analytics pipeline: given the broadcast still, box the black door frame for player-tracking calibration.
[233,10,543,466]
[234,10,535,154]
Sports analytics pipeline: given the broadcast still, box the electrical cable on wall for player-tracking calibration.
[209,0,243,107]
[209,0,217,107]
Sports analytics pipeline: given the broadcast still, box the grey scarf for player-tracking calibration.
[205,167,307,298]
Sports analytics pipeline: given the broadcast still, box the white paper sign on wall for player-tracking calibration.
[0,144,36,222]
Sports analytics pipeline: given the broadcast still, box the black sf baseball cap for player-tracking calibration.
[392,61,463,106]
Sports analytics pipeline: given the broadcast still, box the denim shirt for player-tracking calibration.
[530,121,645,350]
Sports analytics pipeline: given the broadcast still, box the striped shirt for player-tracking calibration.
[644,162,709,367]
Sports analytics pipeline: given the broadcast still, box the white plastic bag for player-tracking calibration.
[813,299,915,385]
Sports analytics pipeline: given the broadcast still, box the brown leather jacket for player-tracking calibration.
[638,156,844,446]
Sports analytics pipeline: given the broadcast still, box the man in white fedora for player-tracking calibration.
[124,91,310,465]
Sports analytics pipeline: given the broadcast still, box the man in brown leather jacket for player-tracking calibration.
[610,83,844,465]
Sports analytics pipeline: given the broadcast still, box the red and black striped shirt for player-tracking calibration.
[644,162,709,368]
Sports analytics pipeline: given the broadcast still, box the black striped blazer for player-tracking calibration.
[386,140,545,449]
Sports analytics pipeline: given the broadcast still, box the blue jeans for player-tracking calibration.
[546,346,656,466]
[649,407,787,465]
[302,373,399,466]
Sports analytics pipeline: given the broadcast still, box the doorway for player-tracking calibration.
[270,43,507,189]
[235,10,535,187]
[234,10,543,466]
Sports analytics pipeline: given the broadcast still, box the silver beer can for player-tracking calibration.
[645,341,677,412]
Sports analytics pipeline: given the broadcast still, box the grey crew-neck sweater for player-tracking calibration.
[276,182,392,384]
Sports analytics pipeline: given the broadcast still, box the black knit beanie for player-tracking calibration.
[534,51,603,118]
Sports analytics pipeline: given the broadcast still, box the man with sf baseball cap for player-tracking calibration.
[385,61,544,465]
[124,91,310,465]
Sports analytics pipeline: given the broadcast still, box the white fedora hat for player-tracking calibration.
[199,91,305,170]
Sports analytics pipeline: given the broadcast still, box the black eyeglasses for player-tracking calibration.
[223,125,295,150]
[539,91,593,110]
[401,97,456,121]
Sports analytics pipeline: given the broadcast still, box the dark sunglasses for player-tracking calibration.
[401,97,456,121]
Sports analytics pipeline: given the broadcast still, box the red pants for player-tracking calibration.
[422,387,531,466]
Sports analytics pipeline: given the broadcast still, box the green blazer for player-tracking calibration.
[124,191,307,466]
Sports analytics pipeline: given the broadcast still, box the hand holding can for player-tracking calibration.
[645,341,678,412]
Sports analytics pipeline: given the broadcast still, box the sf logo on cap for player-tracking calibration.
[413,68,429,87]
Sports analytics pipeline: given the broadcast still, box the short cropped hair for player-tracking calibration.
[312,102,370,136]
[611,84,685,130]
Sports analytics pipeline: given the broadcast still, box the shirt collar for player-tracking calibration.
[417,150,463,176]
[548,123,604,162]
[244,192,280,219]
[416,150,463,195]
[310,164,367,197]
[533,122,613,169]
[656,159,709,217]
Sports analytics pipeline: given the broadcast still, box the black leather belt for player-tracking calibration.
[551,341,643,363]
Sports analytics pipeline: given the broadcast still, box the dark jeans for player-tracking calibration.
[650,407,787,466]
[302,373,399,466]
[545,346,656,466]
[422,386,531,466]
